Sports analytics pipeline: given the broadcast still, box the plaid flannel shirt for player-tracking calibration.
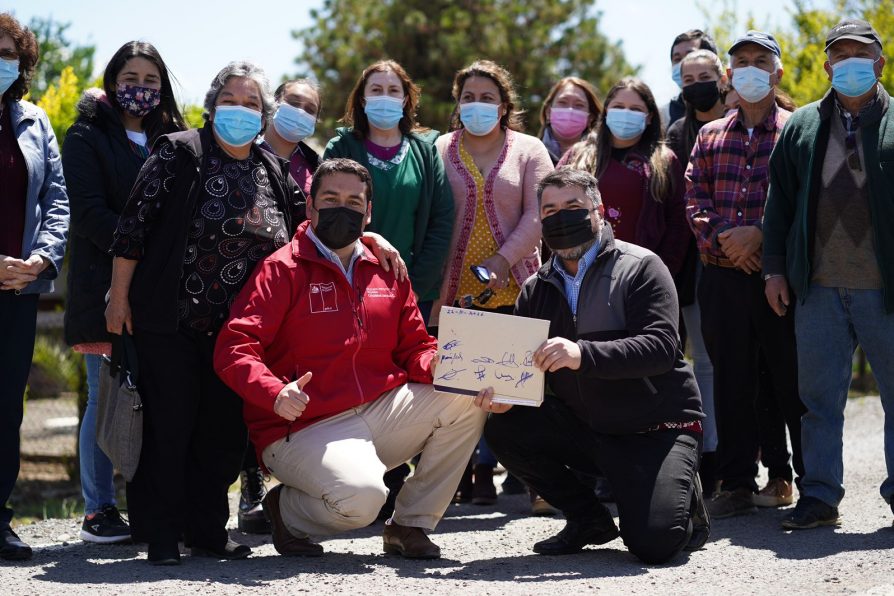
[684,104,791,258]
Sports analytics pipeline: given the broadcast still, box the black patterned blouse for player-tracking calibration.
[179,143,289,332]
[113,141,291,334]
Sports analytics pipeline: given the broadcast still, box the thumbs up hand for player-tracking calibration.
[274,372,313,421]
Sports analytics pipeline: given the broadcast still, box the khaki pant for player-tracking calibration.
[262,383,486,537]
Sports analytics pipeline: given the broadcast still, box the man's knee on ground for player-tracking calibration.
[322,479,388,530]
[623,523,690,565]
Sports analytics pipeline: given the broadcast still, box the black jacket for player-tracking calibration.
[515,226,702,434]
[63,90,145,345]
[115,125,304,334]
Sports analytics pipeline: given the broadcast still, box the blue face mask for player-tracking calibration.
[272,103,316,143]
[460,102,500,136]
[605,108,647,140]
[732,66,773,103]
[831,57,879,98]
[0,58,20,96]
[671,62,683,89]
[364,95,404,130]
[213,105,262,148]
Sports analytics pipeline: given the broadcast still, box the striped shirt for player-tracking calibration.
[684,104,791,258]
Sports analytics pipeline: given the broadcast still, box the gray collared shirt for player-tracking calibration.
[306,226,364,284]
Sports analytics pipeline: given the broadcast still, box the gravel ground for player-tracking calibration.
[3,396,894,595]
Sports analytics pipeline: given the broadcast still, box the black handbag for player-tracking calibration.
[96,333,143,482]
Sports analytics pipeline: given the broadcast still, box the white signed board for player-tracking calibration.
[434,307,549,407]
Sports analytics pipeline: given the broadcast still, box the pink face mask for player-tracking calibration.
[549,107,590,139]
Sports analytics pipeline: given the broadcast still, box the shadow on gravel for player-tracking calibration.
[376,550,658,582]
[28,545,375,587]
[708,506,894,558]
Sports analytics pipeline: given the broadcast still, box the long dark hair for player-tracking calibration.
[102,41,186,144]
[341,60,426,140]
[568,77,673,201]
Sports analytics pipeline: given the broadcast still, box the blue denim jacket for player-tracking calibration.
[7,99,69,294]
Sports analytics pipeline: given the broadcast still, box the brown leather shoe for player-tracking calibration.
[383,521,441,559]
[261,484,324,557]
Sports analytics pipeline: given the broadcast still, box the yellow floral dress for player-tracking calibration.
[455,136,520,309]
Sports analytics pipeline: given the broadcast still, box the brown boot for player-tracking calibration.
[383,521,441,559]
[261,484,324,557]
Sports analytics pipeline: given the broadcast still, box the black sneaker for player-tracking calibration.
[190,538,252,560]
[0,527,32,561]
[781,496,840,530]
[532,514,620,555]
[80,506,131,544]
[238,467,271,534]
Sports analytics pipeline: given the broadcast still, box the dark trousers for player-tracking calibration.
[756,350,794,482]
[128,327,247,548]
[698,265,804,492]
[0,292,38,528]
[485,397,701,564]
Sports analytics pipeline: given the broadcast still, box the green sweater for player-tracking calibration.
[764,88,894,312]
[323,128,454,302]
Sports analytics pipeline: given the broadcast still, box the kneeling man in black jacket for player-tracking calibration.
[481,167,708,564]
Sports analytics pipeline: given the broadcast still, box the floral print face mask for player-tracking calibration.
[116,83,162,118]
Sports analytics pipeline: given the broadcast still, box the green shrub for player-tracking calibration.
[28,335,83,398]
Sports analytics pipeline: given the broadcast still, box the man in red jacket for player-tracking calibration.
[214,158,485,560]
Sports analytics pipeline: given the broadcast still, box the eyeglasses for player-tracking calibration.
[459,288,494,308]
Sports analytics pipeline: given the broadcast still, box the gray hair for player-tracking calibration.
[202,61,275,123]
[536,167,603,207]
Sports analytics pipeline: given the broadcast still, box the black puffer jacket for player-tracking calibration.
[63,89,148,346]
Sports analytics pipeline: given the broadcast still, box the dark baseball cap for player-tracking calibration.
[825,19,882,52]
[728,30,782,57]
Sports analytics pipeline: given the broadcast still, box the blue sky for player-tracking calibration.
[16,0,829,109]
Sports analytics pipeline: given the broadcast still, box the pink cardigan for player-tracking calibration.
[431,129,554,325]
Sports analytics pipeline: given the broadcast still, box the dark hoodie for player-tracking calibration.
[63,89,147,346]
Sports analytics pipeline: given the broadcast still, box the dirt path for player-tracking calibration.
[3,396,894,595]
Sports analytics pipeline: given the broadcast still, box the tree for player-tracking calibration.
[293,0,637,137]
[183,104,206,129]
[28,16,95,102]
[700,0,894,107]
[36,66,80,145]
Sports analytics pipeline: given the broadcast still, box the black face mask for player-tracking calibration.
[313,206,365,249]
[541,208,596,250]
[682,81,721,113]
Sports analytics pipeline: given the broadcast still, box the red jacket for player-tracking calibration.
[214,221,437,457]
